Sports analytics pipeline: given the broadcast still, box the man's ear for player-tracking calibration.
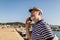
[38,12,40,15]
[39,12,42,15]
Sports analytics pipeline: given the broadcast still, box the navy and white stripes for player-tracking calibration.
[31,19,54,40]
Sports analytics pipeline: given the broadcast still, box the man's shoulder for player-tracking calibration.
[36,19,50,28]
[33,19,49,28]
[37,19,47,25]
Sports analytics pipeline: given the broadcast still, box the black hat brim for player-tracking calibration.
[29,8,40,12]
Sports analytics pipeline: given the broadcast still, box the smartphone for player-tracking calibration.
[29,16,35,21]
[28,17,32,21]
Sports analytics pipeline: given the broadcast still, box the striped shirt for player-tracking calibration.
[31,19,54,40]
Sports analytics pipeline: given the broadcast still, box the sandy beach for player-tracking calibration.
[0,28,24,40]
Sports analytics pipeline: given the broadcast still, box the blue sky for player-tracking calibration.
[0,0,60,25]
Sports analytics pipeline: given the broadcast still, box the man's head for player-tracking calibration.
[29,7,43,23]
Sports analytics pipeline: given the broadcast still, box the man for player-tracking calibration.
[25,7,55,40]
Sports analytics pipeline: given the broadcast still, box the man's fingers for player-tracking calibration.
[26,18,31,24]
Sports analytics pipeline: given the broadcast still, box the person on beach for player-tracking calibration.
[25,7,58,40]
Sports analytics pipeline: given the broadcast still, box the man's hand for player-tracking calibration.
[25,17,32,24]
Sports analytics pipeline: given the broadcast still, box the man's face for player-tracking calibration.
[30,10,40,21]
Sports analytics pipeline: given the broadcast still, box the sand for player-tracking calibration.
[0,28,24,40]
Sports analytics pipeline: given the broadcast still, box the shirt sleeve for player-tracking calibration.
[39,22,54,40]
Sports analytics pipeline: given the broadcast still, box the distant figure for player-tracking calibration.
[25,7,58,40]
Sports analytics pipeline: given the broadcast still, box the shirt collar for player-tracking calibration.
[35,19,44,24]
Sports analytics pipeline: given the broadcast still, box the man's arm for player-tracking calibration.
[25,18,32,40]
[25,24,31,40]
